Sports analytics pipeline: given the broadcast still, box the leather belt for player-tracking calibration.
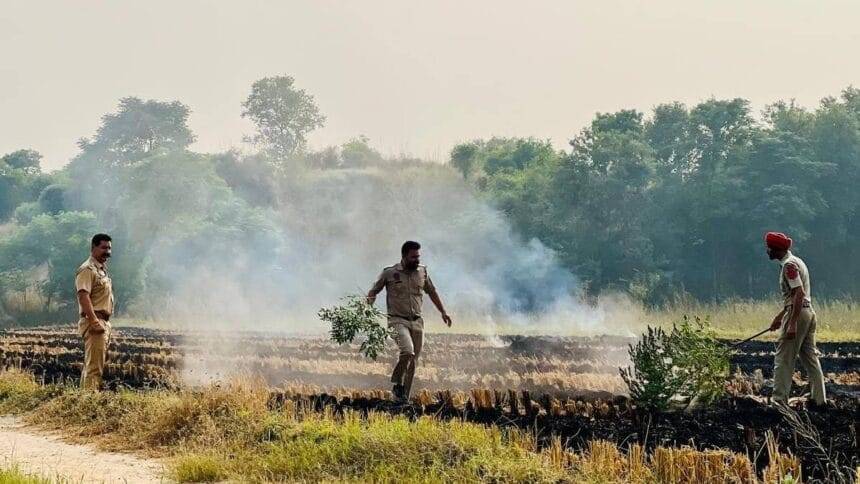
[390,314,421,322]
[81,310,111,321]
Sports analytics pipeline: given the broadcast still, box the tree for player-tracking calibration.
[0,211,99,309]
[1,149,42,175]
[556,111,659,295]
[37,185,67,215]
[646,103,693,177]
[0,149,49,222]
[76,97,195,166]
[450,142,480,179]
[242,75,326,162]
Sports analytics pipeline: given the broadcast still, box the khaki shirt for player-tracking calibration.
[75,256,114,316]
[369,262,437,327]
[779,251,811,307]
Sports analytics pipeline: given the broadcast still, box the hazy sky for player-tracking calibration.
[2,1,858,171]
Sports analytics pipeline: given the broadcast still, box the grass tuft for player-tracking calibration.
[0,465,52,484]
[169,453,228,483]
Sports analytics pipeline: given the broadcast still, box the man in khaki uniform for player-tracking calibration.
[75,233,114,391]
[367,241,452,401]
[765,231,826,407]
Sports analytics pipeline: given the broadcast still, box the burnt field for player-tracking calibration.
[1,326,858,477]
[1,327,857,394]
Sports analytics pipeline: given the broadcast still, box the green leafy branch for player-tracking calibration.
[319,295,392,360]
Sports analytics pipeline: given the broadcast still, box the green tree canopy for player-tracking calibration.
[242,75,326,163]
[76,97,195,166]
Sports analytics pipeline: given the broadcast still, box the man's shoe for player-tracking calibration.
[392,384,406,402]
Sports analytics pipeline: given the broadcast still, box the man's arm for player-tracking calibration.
[422,270,451,326]
[75,268,104,334]
[77,290,104,333]
[366,270,386,305]
[77,290,97,321]
[427,289,452,327]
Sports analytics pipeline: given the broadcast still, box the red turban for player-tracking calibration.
[765,232,792,250]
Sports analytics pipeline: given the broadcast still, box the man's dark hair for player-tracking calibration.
[401,240,421,257]
[91,233,112,247]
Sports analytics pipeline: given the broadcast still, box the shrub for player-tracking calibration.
[620,326,681,411]
[667,316,731,405]
[621,316,730,410]
[319,295,391,359]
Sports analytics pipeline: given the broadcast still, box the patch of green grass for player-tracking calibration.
[0,370,62,414]
[169,453,227,482]
[222,411,565,483]
[0,465,53,484]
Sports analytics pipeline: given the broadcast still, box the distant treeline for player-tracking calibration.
[0,80,858,322]
[451,89,860,303]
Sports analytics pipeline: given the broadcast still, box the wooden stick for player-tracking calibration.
[731,327,771,348]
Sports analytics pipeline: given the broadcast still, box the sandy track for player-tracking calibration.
[0,416,166,483]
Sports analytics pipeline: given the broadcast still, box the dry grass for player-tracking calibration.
[432,297,860,341]
[645,298,860,341]
[0,369,808,483]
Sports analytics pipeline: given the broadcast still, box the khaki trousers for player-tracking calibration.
[390,319,423,396]
[79,318,112,391]
[772,307,826,404]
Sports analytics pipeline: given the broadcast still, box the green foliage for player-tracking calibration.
[666,316,731,404]
[0,466,53,484]
[620,326,680,411]
[0,150,49,222]
[213,151,278,207]
[319,295,390,360]
[37,184,66,215]
[12,202,41,225]
[170,453,228,482]
[4,85,860,322]
[76,97,195,166]
[340,135,384,168]
[0,212,98,308]
[454,87,860,304]
[242,75,326,162]
[1,149,41,174]
[621,317,730,410]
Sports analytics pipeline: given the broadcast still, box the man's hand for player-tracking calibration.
[442,313,452,327]
[366,295,376,306]
[88,317,106,334]
[769,314,783,332]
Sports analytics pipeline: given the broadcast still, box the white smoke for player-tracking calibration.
[130,162,639,338]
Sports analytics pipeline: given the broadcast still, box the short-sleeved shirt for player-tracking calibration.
[75,256,114,316]
[779,251,811,307]
[369,262,437,327]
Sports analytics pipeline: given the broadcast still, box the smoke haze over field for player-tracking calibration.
[138,162,637,336]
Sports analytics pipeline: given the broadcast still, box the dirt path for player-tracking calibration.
[0,416,167,483]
